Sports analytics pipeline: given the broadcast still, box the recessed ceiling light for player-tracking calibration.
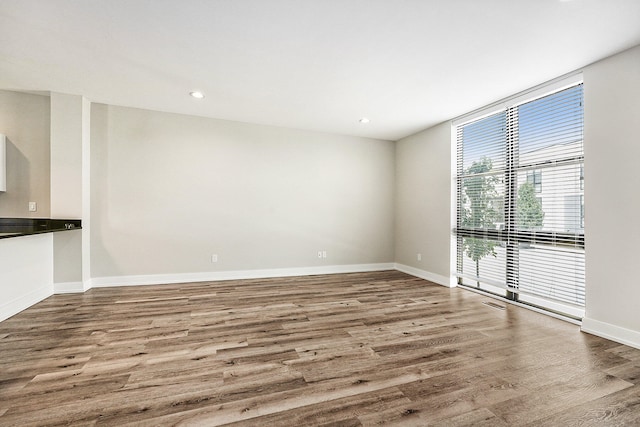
[359,117,370,124]
[190,91,205,99]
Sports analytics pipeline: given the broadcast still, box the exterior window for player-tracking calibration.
[527,170,542,193]
[455,81,585,318]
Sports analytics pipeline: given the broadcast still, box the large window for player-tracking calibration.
[455,82,584,318]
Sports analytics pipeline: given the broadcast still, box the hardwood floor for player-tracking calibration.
[1,270,640,426]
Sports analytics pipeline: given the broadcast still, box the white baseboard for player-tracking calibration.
[0,285,52,322]
[90,263,396,288]
[581,317,640,350]
[53,281,85,294]
[394,263,453,288]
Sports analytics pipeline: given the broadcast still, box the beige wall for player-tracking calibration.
[52,230,82,284]
[582,45,640,338]
[50,94,91,288]
[50,93,84,219]
[0,90,50,217]
[90,104,395,278]
[395,122,451,283]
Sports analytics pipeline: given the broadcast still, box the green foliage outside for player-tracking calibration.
[461,157,501,281]
[517,181,545,229]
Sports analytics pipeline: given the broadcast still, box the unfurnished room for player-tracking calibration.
[1,0,640,425]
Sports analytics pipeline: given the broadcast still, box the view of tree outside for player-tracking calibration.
[462,159,548,283]
[517,181,545,229]
[457,84,583,310]
[461,156,501,282]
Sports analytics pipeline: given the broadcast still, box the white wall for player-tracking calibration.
[581,45,640,347]
[394,122,452,286]
[52,230,82,290]
[0,90,50,217]
[51,93,88,290]
[50,93,84,219]
[90,104,395,282]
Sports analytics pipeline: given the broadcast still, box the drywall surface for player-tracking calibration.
[50,92,83,219]
[50,93,90,287]
[0,233,53,322]
[395,122,452,283]
[0,90,50,217]
[52,230,82,286]
[90,104,395,278]
[583,45,640,338]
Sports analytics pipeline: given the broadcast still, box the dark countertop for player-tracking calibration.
[0,218,82,239]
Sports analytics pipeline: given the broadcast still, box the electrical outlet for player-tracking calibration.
[417,253,422,261]
[211,254,218,263]
[318,251,323,258]
[28,201,37,212]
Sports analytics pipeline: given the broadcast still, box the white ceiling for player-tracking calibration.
[1,0,639,141]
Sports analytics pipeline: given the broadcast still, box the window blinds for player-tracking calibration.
[455,83,584,317]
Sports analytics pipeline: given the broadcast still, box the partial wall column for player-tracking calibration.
[50,93,90,292]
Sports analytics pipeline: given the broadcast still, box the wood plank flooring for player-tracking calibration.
[1,270,640,426]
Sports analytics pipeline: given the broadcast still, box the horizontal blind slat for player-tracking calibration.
[456,83,584,313]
